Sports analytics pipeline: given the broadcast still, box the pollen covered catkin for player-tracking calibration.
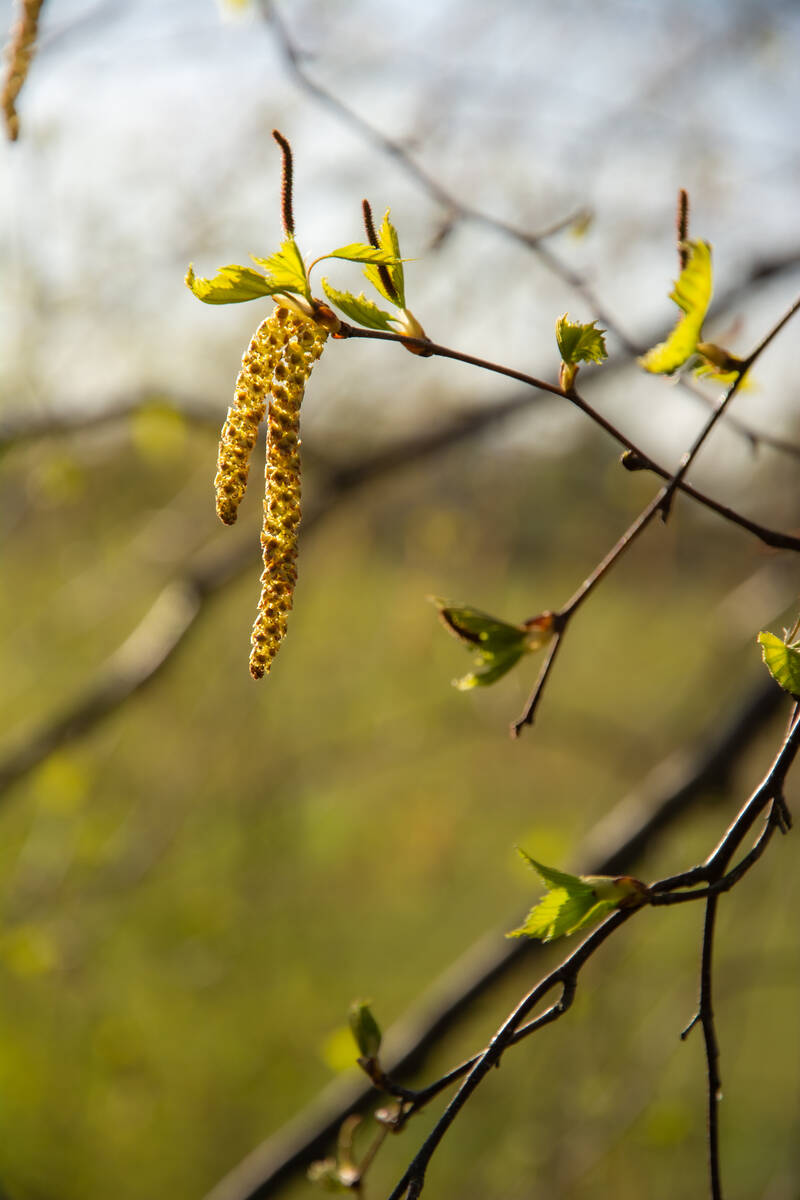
[249,307,328,679]
[214,314,290,526]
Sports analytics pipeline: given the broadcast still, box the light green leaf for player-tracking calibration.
[434,600,554,691]
[556,315,608,366]
[363,209,406,307]
[758,631,800,697]
[322,242,403,266]
[639,240,713,374]
[508,852,646,942]
[185,263,283,305]
[250,237,311,300]
[320,279,396,331]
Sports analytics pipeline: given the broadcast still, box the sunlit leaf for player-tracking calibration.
[185,263,283,304]
[250,237,311,300]
[322,242,404,266]
[507,851,648,942]
[556,315,607,366]
[639,240,713,374]
[434,600,554,691]
[758,631,800,697]
[363,209,406,307]
[321,280,396,330]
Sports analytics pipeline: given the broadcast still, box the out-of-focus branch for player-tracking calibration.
[200,676,784,1200]
[0,390,220,450]
[0,374,591,802]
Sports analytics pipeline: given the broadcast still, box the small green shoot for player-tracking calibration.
[348,999,382,1062]
[556,315,608,390]
[433,599,554,690]
[508,851,649,942]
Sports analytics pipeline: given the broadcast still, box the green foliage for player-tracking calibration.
[758,630,800,697]
[320,280,396,331]
[363,209,406,307]
[433,599,554,690]
[321,242,404,267]
[184,263,286,305]
[348,999,382,1060]
[250,237,312,301]
[556,315,608,366]
[639,240,713,374]
[507,851,647,942]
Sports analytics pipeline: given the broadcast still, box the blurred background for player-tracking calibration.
[1,1,800,1198]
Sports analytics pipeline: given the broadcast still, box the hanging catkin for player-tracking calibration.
[249,306,328,679]
[214,314,289,526]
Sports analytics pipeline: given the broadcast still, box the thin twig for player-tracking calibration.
[336,325,800,554]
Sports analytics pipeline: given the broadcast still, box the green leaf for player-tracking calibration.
[453,645,526,691]
[639,240,713,375]
[507,852,636,942]
[250,237,311,300]
[758,631,800,697]
[185,263,284,305]
[348,999,382,1060]
[433,600,555,691]
[322,242,403,266]
[320,279,397,331]
[434,601,531,650]
[556,315,608,366]
[363,209,406,307]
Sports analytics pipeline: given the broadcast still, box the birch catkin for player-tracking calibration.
[214,315,288,526]
[249,307,328,679]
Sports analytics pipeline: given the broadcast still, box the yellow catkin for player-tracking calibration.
[1,0,44,142]
[214,314,290,526]
[249,307,328,679]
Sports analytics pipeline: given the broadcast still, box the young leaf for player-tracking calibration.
[758,631,800,697]
[454,645,526,691]
[321,280,396,331]
[507,851,647,942]
[250,237,311,300]
[348,999,382,1060]
[185,263,284,305]
[434,601,531,649]
[433,600,554,691]
[322,242,404,266]
[556,315,607,366]
[639,240,713,375]
[363,209,406,308]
